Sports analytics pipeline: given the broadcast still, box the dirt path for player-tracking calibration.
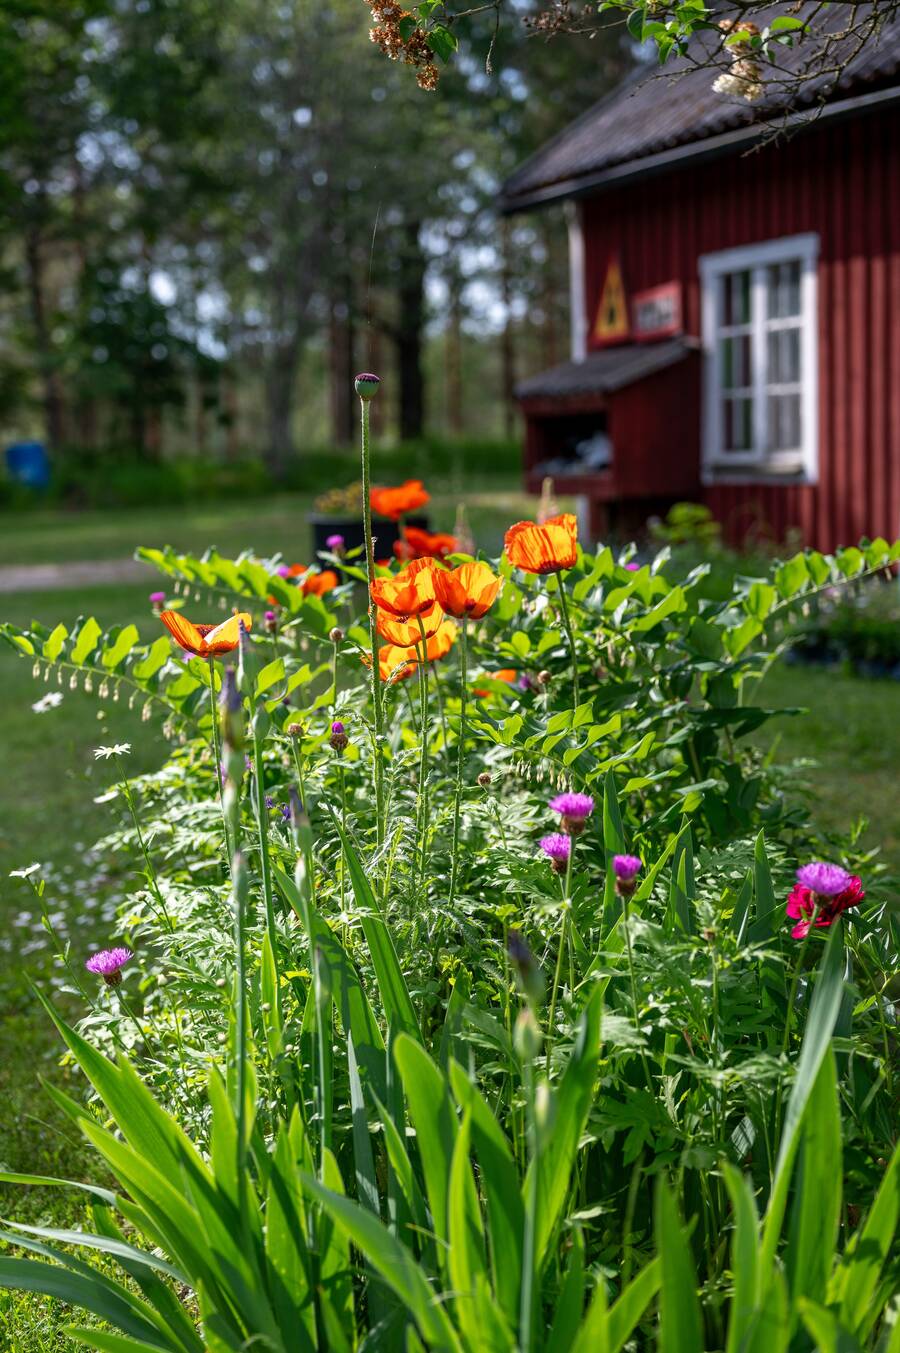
[0,558,147,594]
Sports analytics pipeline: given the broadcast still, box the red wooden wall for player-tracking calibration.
[580,106,900,550]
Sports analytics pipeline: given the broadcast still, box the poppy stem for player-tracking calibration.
[546,844,574,1068]
[208,658,231,866]
[360,395,386,847]
[448,617,468,912]
[415,615,430,891]
[555,572,579,708]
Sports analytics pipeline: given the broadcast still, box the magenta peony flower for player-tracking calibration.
[795,861,853,897]
[85,947,132,987]
[786,875,864,939]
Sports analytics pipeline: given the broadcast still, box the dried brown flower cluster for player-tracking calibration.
[713,19,764,103]
[366,0,439,90]
[523,0,576,37]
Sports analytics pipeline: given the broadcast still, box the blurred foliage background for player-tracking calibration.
[0,0,634,504]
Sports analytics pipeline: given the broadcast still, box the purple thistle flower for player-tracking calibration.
[149,591,166,606]
[85,947,132,987]
[265,795,275,810]
[540,833,571,873]
[549,792,594,833]
[613,854,643,881]
[279,803,291,821]
[326,533,345,552]
[795,861,853,898]
[264,610,276,622]
[276,565,291,578]
[624,561,640,572]
[332,720,345,734]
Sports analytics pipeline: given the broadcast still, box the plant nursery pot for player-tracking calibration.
[308,513,430,559]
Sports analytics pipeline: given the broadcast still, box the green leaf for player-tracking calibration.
[328,813,421,1043]
[833,1134,900,1336]
[393,1035,457,1249]
[723,1163,760,1353]
[71,616,102,664]
[447,1110,488,1347]
[655,1181,702,1353]
[786,1046,841,1311]
[760,922,845,1278]
[301,1176,463,1352]
[0,1258,168,1347]
[530,985,603,1266]
[256,656,285,695]
[103,624,139,670]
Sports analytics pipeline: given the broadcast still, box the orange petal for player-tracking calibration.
[203,612,253,655]
[159,610,207,656]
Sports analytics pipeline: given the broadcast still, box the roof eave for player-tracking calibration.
[499,82,900,214]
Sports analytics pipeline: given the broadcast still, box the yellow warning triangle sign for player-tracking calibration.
[593,258,630,345]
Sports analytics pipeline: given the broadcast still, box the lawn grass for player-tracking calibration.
[752,660,900,874]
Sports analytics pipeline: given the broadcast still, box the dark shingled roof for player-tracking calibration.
[501,4,900,209]
[515,339,695,400]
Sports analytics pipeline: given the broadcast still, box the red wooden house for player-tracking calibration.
[500,9,900,548]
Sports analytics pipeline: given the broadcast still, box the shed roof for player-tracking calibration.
[515,338,694,401]
[501,4,900,210]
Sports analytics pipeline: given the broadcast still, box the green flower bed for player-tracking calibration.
[1,430,898,1350]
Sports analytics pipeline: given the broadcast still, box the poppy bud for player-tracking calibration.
[514,1007,543,1062]
[508,929,545,1008]
[329,627,344,643]
[478,771,492,788]
[354,372,381,400]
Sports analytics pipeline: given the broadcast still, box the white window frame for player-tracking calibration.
[700,233,819,483]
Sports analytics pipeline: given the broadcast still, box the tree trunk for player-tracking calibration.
[264,342,298,482]
[24,225,65,449]
[446,278,463,437]
[397,220,426,441]
[329,296,354,447]
[500,219,516,440]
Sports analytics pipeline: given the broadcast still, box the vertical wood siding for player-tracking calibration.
[581,107,900,549]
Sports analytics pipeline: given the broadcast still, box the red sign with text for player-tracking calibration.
[631,281,682,342]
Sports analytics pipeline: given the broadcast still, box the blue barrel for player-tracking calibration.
[5,441,51,490]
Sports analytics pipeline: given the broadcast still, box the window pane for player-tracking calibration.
[720,333,751,389]
[723,397,753,452]
[767,327,800,383]
[723,270,752,326]
[767,261,801,319]
[767,393,801,451]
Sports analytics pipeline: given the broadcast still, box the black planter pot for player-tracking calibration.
[308,513,430,559]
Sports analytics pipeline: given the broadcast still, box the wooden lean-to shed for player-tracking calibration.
[500,4,900,548]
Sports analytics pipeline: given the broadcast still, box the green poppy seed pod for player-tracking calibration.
[533,1080,556,1143]
[354,372,380,400]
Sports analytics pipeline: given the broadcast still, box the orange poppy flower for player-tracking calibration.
[377,603,446,647]
[160,610,252,658]
[283,565,339,597]
[370,479,430,521]
[393,525,458,562]
[433,560,501,619]
[378,617,457,673]
[504,513,578,575]
[370,558,440,619]
[473,668,518,697]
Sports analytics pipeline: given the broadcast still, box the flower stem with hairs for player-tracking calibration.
[360,394,386,845]
[546,844,574,1065]
[415,614,430,889]
[208,658,231,862]
[555,572,579,708]
[448,617,468,910]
